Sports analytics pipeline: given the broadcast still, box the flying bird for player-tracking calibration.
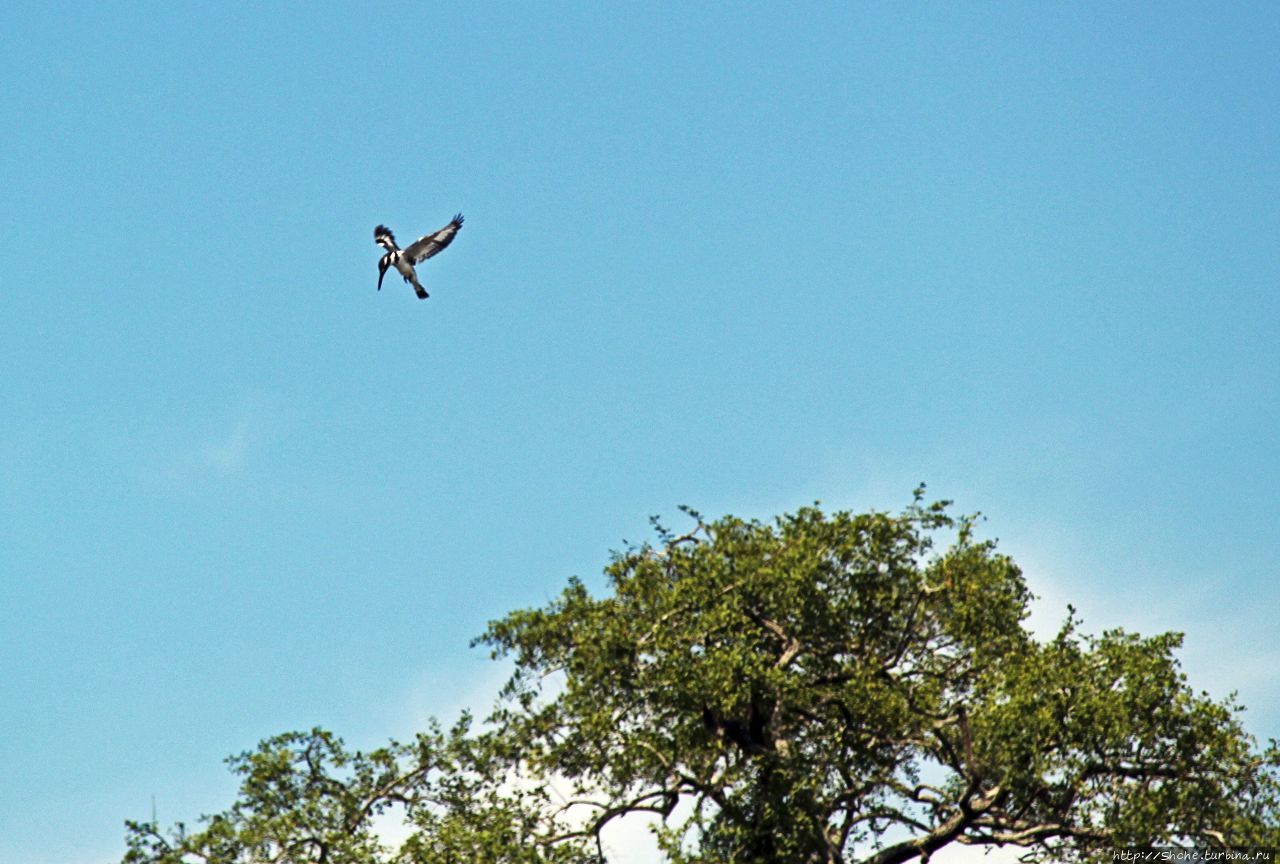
[375,214,464,299]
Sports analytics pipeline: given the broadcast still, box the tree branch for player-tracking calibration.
[861,783,1003,864]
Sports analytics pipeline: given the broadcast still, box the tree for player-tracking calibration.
[124,492,1280,864]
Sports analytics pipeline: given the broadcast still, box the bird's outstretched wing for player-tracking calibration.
[405,213,464,263]
[374,225,398,251]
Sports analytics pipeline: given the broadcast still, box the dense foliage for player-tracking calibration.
[125,494,1280,863]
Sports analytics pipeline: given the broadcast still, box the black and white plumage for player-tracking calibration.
[375,214,464,299]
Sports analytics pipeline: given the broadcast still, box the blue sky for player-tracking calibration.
[2,3,1278,861]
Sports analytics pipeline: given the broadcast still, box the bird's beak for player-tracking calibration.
[377,264,386,292]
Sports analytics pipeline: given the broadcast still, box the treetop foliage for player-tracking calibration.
[125,492,1280,864]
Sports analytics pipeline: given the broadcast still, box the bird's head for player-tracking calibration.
[377,254,391,291]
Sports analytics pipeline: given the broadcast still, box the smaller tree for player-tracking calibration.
[124,718,602,864]
[125,494,1280,864]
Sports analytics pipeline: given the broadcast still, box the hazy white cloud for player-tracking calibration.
[139,403,269,494]
[1007,538,1279,732]
[200,416,253,475]
[379,658,515,739]
[933,843,1026,863]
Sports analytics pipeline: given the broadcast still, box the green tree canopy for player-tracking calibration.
[125,494,1280,863]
